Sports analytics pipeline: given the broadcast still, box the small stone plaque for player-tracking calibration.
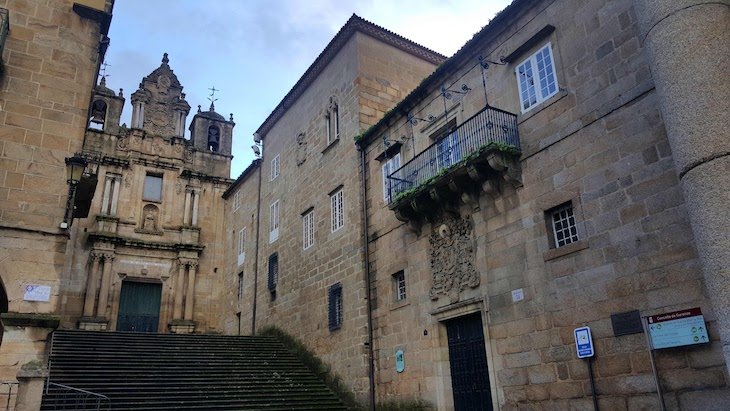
[611,310,643,337]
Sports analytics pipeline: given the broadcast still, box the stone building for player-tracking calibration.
[66,54,235,335]
[0,0,113,381]
[226,14,446,397]
[354,0,729,409]
[0,0,728,410]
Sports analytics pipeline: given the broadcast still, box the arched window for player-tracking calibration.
[326,97,339,145]
[208,125,220,152]
[90,99,107,129]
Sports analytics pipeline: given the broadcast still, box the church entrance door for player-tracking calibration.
[117,281,161,333]
[445,313,492,411]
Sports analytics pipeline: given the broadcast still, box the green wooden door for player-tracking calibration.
[117,281,162,333]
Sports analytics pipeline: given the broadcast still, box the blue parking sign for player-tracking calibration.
[574,326,594,358]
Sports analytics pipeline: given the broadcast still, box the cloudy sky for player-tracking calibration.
[105,0,511,177]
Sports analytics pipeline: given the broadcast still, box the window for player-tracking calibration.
[328,283,343,331]
[516,43,558,112]
[143,174,163,202]
[330,188,344,232]
[208,125,220,152]
[326,98,339,145]
[237,228,246,266]
[237,271,244,301]
[269,200,280,243]
[393,271,406,302]
[430,119,460,172]
[549,202,579,248]
[381,153,401,202]
[271,154,280,181]
[233,191,241,212]
[267,253,278,300]
[302,209,314,250]
[100,173,121,215]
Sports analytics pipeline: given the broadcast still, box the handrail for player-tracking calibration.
[44,382,111,410]
[386,105,519,204]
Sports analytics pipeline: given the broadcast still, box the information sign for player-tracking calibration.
[574,326,594,358]
[395,349,405,373]
[24,284,51,302]
[647,307,709,349]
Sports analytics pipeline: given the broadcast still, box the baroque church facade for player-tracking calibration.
[68,53,236,335]
[1,0,729,410]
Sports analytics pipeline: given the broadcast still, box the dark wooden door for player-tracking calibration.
[445,313,492,411]
[117,281,161,333]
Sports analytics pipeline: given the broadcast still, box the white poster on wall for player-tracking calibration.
[24,284,51,302]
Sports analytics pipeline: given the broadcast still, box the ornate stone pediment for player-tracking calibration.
[429,215,479,303]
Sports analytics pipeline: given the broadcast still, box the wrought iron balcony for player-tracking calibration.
[386,105,521,224]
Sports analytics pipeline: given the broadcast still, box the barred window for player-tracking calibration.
[267,253,278,300]
[328,283,343,331]
[237,272,244,301]
[549,202,579,247]
[393,271,406,302]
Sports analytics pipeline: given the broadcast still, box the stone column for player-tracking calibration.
[191,191,200,226]
[138,103,145,128]
[173,260,186,319]
[183,191,192,226]
[101,177,112,214]
[635,0,730,369]
[184,261,198,320]
[131,102,139,129]
[110,176,121,215]
[15,361,48,411]
[82,252,102,317]
[96,253,114,318]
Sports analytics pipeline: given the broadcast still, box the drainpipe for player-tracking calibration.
[358,144,376,411]
[251,158,262,335]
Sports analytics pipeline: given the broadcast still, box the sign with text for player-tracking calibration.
[574,326,594,358]
[23,284,51,302]
[647,307,709,349]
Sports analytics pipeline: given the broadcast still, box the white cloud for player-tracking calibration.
[106,0,511,176]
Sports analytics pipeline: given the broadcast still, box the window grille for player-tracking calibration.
[267,253,278,300]
[237,228,246,266]
[328,283,343,331]
[393,271,406,301]
[271,154,280,181]
[551,203,579,247]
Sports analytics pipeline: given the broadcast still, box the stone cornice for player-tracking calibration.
[88,232,204,252]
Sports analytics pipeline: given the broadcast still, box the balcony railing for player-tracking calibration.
[386,105,519,205]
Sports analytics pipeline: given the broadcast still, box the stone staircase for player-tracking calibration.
[41,330,348,410]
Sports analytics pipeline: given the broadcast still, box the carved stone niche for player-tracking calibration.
[429,215,480,303]
[136,204,162,235]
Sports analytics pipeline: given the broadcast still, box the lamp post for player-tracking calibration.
[61,155,88,229]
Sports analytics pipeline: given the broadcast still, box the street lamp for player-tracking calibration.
[60,155,88,229]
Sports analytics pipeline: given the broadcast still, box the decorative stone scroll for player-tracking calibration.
[296,132,307,166]
[429,215,479,303]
